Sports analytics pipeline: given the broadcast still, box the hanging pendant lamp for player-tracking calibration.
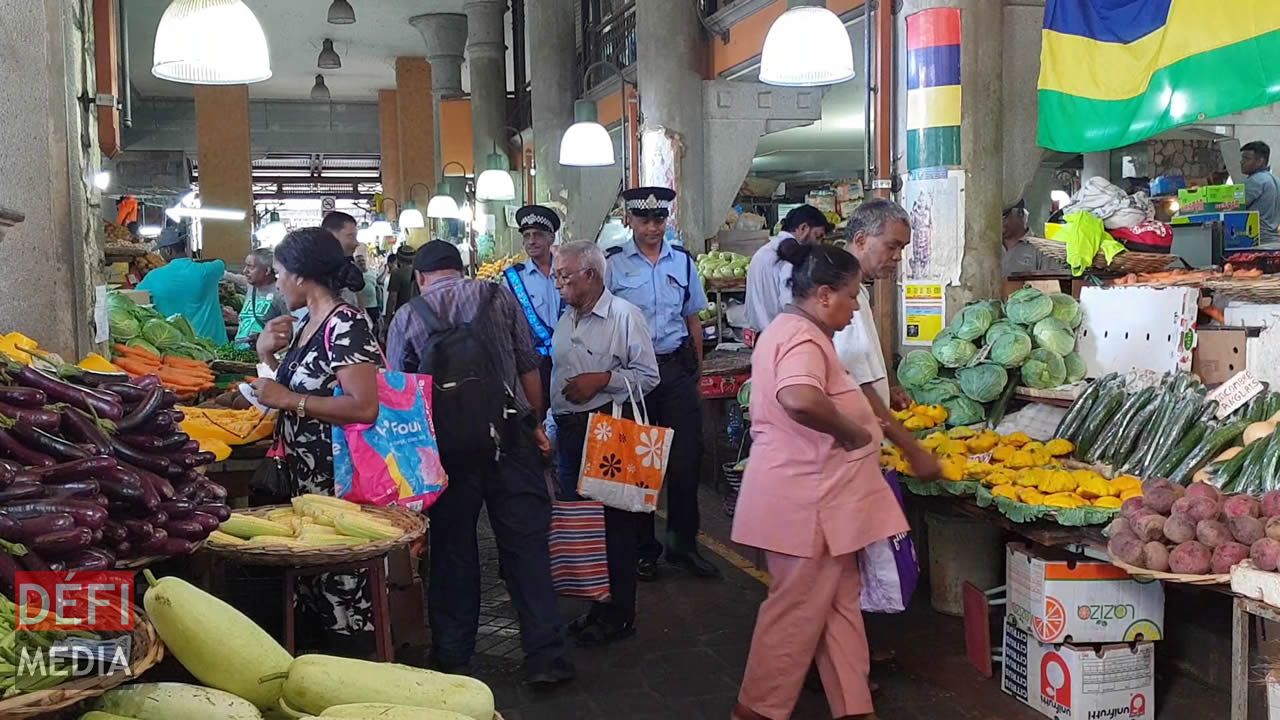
[310,75,331,101]
[152,0,272,85]
[327,0,356,25]
[317,39,341,70]
[759,0,854,87]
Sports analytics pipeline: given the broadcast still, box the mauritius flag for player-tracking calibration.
[1037,0,1280,153]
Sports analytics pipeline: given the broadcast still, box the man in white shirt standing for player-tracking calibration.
[745,204,832,336]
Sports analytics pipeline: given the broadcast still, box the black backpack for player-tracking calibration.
[411,286,510,461]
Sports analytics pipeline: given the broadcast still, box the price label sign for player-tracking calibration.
[1207,370,1264,419]
[969,452,993,464]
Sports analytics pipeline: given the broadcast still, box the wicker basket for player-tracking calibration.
[1110,558,1230,585]
[0,607,164,719]
[115,541,206,570]
[1203,275,1280,303]
[201,504,426,567]
[1027,237,1176,274]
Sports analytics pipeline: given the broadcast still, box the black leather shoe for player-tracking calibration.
[636,558,660,582]
[667,549,722,578]
[524,657,576,686]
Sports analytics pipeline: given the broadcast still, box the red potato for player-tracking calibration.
[1172,495,1220,524]
[1132,514,1166,542]
[1143,487,1178,515]
[1121,497,1147,520]
[1266,516,1280,542]
[1197,519,1232,549]
[1169,541,1213,575]
[1229,516,1266,545]
[1162,514,1198,545]
[1143,542,1171,572]
[1107,531,1145,567]
[1223,495,1262,519]
[1212,542,1250,574]
[1252,538,1280,572]
[1185,482,1222,505]
[1106,517,1134,539]
[1261,490,1280,519]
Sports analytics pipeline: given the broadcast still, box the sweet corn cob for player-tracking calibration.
[334,512,401,541]
[246,535,309,548]
[207,530,248,546]
[297,535,368,547]
[220,514,294,539]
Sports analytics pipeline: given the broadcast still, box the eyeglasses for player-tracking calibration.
[553,268,592,283]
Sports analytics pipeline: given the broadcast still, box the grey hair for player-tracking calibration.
[846,198,910,240]
[250,247,275,266]
[556,240,606,278]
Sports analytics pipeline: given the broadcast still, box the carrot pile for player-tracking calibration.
[112,344,217,396]
[1111,265,1265,287]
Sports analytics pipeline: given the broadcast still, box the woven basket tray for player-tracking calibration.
[115,540,207,570]
[1027,237,1176,274]
[1203,275,1280,303]
[201,504,426,567]
[0,607,164,719]
[1110,558,1230,586]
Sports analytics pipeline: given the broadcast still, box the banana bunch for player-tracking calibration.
[476,254,523,282]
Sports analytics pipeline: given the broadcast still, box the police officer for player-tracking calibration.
[506,205,563,392]
[606,187,720,580]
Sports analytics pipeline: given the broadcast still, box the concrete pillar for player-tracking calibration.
[1002,1,1047,203]
[635,0,708,250]
[1083,152,1110,183]
[378,90,403,208]
[395,57,436,209]
[194,85,253,263]
[410,13,467,180]
[0,0,102,355]
[898,0,1003,317]
[463,0,508,172]
[525,0,577,205]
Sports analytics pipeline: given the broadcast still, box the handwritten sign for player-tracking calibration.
[969,452,993,464]
[1125,368,1165,392]
[1207,370,1263,419]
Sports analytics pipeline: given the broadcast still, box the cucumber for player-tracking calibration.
[1267,391,1280,420]
[1236,432,1276,494]
[1107,400,1161,469]
[1156,423,1208,478]
[1219,437,1264,492]
[1258,429,1280,494]
[1076,389,1126,459]
[987,378,1019,431]
[1055,379,1103,441]
[1144,399,1201,477]
[1170,420,1248,486]
[1246,394,1266,423]
[1085,388,1148,463]
[1122,392,1172,474]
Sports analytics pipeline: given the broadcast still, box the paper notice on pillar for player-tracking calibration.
[641,126,684,235]
[900,168,964,286]
[94,285,110,344]
[901,282,946,346]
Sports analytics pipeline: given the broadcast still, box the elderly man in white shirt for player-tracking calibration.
[745,204,833,335]
[549,240,660,648]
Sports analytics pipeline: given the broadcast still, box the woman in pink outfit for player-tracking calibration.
[731,239,908,720]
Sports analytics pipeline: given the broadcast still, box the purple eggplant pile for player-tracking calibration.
[0,364,229,578]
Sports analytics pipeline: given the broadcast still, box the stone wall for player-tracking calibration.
[1140,139,1227,181]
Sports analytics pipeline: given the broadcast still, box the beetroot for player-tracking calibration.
[1143,542,1170,572]
[1266,516,1280,542]
[1185,482,1221,505]
[1131,514,1166,542]
[1162,514,1198,544]
[1262,490,1280,519]
[1223,495,1262,519]
[1121,497,1147,520]
[1197,519,1232,549]
[1168,541,1212,575]
[1252,538,1280,572]
[1211,542,1250,574]
[1172,495,1219,524]
[1107,531,1145,567]
[1106,517,1134,539]
[1229,516,1266,545]
[1143,487,1178,515]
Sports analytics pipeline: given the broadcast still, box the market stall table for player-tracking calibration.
[700,348,751,497]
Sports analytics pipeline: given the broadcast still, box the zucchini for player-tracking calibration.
[1219,436,1264,492]
[987,378,1019,431]
[1156,423,1208,478]
[1088,387,1155,464]
[1168,420,1248,486]
[1107,400,1161,469]
[95,683,263,720]
[1055,379,1103,441]
[276,655,495,720]
[1076,389,1126,459]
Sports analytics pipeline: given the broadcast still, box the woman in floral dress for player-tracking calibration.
[252,227,381,651]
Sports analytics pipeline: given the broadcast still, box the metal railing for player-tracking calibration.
[581,0,636,86]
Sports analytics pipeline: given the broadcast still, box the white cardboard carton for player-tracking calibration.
[1268,671,1280,720]
[1002,620,1155,720]
[1007,543,1165,644]
[1077,286,1198,376]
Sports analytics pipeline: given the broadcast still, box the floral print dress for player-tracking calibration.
[277,305,382,636]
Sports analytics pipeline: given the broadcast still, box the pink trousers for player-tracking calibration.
[737,548,871,719]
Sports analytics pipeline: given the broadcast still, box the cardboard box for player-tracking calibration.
[1006,543,1164,644]
[712,229,769,257]
[1193,327,1249,385]
[1177,184,1247,213]
[1002,620,1155,720]
[1172,210,1260,249]
[1077,286,1198,376]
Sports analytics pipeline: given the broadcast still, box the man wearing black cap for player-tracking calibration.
[746,203,833,334]
[1002,199,1063,277]
[605,186,720,580]
[385,240,574,686]
[506,205,564,392]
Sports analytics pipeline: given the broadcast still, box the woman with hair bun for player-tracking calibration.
[731,237,908,720]
[251,227,383,652]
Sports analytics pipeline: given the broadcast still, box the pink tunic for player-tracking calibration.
[732,312,907,558]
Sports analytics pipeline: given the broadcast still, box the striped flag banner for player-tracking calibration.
[1037,0,1280,153]
[906,7,962,171]
[548,500,612,601]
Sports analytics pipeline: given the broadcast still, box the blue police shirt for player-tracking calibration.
[606,240,707,355]
[514,261,561,330]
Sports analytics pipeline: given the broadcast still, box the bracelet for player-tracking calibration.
[296,396,308,418]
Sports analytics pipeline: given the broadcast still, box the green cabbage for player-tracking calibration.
[949,304,995,342]
[107,292,138,314]
[958,363,1009,403]
[1049,293,1082,329]
[990,331,1032,368]
[126,338,160,356]
[1006,287,1054,325]
[141,319,186,350]
[910,377,962,405]
[897,350,940,388]
[931,330,978,368]
[1032,317,1077,356]
[166,314,196,341]
[108,307,141,340]
[942,396,986,426]
[975,299,1004,321]
[1021,348,1067,389]
[984,320,1019,345]
[1064,351,1087,383]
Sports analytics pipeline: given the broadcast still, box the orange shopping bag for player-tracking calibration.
[577,379,673,513]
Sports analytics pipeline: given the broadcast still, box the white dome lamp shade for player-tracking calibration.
[475,150,516,202]
[152,0,272,85]
[759,0,855,87]
[327,0,356,25]
[426,194,460,219]
[356,222,374,244]
[398,202,426,229]
[317,39,341,70]
[310,75,331,101]
[559,100,615,167]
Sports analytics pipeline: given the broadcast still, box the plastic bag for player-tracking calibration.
[859,472,920,613]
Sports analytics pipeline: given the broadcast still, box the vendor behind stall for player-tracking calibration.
[233,248,286,348]
[137,224,228,344]
[1002,199,1065,277]
[1241,141,1280,245]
